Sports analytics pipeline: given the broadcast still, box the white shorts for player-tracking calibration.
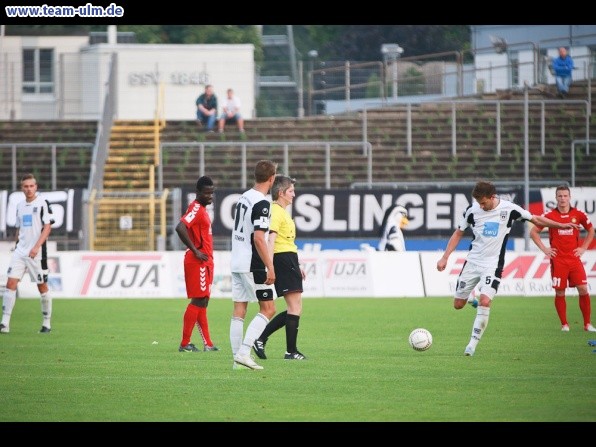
[231,272,276,303]
[6,253,47,284]
[455,261,500,301]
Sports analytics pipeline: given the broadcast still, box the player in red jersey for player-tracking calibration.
[175,176,219,352]
[530,185,595,332]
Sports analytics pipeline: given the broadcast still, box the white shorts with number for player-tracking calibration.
[455,261,500,301]
[6,253,46,284]
[231,272,276,303]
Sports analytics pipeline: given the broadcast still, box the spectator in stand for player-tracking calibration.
[218,88,245,133]
[552,47,575,98]
[195,84,218,132]
[530,185,595,332]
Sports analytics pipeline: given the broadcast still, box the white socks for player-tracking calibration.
[468,305,490,349]
[1,288,17,327]
[237,313,269,357]
[1,289,52,330]
[41,292,52,328]
[230,317,244,356]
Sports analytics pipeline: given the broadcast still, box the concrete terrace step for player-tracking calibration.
[1,80,595,196]
[95,119,161,249]
[102,180,152,189]
[111,125,156,132]
[103,169,156,180]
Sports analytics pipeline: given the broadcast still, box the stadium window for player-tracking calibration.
[22,48,54,94]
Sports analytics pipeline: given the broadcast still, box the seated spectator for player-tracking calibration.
[552,47,574,98]
[196,84,218,132]
[218,88,244,133]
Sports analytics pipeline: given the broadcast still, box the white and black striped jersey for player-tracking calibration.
[230,188,271,273]
[14,195,53,259]
[457,198,532,269]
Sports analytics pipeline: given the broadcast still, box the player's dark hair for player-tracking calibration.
[254,160,277,183]
[472,181,496,200]
[196,176,214,191]
[21,173,36,184]
[555,184,570,194]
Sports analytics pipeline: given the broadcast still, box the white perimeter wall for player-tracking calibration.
[3,249,594,299]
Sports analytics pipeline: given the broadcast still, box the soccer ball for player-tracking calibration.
[409,328,433,351]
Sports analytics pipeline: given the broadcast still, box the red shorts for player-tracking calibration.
[183,253,213,298]
[550,256,587,289]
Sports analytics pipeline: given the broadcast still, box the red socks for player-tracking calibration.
[579,294,591,327]
[181,304,200,347]
[196,307,214,347]
[555,296,567,326]
[556,294,592,328]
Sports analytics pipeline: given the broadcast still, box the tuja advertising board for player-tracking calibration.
[3,250,594,299]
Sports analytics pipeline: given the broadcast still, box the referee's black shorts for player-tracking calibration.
[273,251,303,297]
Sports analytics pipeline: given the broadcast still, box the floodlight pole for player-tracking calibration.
[308,50,318,116]
[381,44,404,101]
[523,82,531,251]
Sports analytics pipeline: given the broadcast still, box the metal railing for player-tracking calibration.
[571,139,595,186]
[306,35,596,116]
[308,61,385,115]
[87,52,117,193]
[1,33,594,120]
[350,180,567,189]
[153,81,166,167]
[158,141,373,190]
[0,142,94,191]
[362,97,591,157]
[86,189,170,251]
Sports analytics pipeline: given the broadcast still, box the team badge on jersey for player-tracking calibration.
[500,210,508,221]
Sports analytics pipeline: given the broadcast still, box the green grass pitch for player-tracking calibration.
[0,296,594,422]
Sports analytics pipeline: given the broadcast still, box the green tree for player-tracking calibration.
[6,25,470,64]
[295,25,470,62]
[365,72,383,98]
[398,66,425,96]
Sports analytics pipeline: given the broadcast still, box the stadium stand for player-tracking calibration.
[158,79,596,189]
[0,121,97,191]
[1,80,594,193]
